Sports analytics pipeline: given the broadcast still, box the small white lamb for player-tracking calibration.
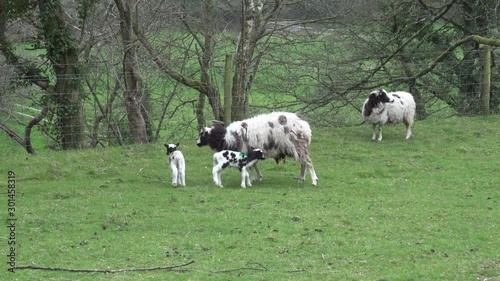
[212,149,265,188]
[164,143,185,187]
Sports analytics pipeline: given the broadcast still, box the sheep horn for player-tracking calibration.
[212,120,225,126]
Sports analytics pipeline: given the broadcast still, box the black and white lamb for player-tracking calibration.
[362,89,416,141]
[197,112,318,186]
[164,143,186,187]
[212,149,266,188]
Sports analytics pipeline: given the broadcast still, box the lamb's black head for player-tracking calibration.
[164,143,179,155]
[249,148,266,161]
[370,89,393,104]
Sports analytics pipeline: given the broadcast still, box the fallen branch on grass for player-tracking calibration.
[212,261,268,273]
[13,260,194,273]
[212,261,305,274]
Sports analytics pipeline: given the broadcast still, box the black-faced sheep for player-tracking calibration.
[197,112,318,186]
[164,143,186,187]
[362,89,416,141]
[212,149,266,188]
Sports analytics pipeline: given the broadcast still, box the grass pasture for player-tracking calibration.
[1,116,499,280]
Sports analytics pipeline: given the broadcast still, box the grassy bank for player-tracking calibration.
[1,116,499,280]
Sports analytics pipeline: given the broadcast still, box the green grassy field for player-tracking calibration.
[1,115,499,280]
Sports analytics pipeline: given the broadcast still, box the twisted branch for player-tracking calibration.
[13,260,194,274]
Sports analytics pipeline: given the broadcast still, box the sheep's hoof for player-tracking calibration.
[172,183,177,187]
[241,185,246,188]
[293,176,305,182]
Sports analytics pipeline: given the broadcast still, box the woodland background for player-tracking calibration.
[1,0,500,152]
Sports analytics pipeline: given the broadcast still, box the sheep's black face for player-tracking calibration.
[375,89,393,103]
[196,127,211,147]
[165,143,178,155]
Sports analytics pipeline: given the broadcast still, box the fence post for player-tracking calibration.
[479,45,491,115]
[223,54,233,125]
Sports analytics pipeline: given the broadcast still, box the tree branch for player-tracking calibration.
[351,0,459,90]
[132,18,218,97]
[14,260,195,273]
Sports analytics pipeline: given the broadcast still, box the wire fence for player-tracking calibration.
[1,49,498,151]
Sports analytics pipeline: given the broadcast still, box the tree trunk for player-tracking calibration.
[480,45,491,115]
[231,0,270,121]
[224,54,233,125]
[200,0,223,122]
[0,123,29,152]
[24,107,48,154]
[458,0,489,114]
[115,0,148,144]
[38,0,85,149]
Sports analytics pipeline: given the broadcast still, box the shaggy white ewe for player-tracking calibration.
[197,112,318,186]
[362,89,416,141]
[164,143,186,187]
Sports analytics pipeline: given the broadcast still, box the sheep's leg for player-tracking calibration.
[371,124,378,141]
[377,124,383,141]
[252,163,263,182]
[171,164,178,187]
[307,160,318,186]
[299,157,318,186]
[299,163,306,182]
[404,120,412,139]
[246,167,253,187]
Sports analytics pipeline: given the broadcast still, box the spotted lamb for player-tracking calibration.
[212,148,266,188]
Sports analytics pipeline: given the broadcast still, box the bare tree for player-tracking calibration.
[114,0,149,144]
[0,0,87,151]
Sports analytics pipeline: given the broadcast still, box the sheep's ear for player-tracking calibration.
[164,144,168,148]
[175,143,180,147]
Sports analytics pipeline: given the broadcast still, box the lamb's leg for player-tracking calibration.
[178,170,185,187]
[217,171,223,188]
[240,167,248,188]
[171,164,178,187]
[213,165,223,188]
[179,160,186,187]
